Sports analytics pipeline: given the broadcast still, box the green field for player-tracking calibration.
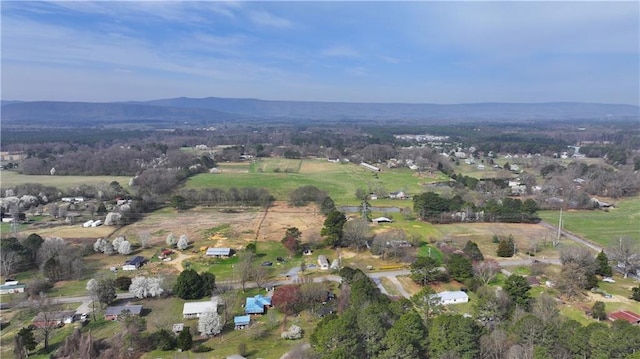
[0,171,132,189]
[187,158,448,205]
[539,196,640,247]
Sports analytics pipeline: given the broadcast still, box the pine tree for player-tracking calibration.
[595,250,612,277]
[176,329,192,351]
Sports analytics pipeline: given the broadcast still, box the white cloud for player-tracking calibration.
[248,10,292,28]
[321,45,359,58]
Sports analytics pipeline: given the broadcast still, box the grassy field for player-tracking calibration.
[0,171,132,189]
[538,195,640,247]
[187,158,447,205]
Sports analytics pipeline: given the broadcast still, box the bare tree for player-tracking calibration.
[236,252,254,291]
[0,250,18,277]
[33,294,56,352]
[473,259,501,285]
[343,218,372,251]
[607,237,640,278]
[137,230,151,249]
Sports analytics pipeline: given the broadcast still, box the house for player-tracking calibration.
[91,220,102,227]
[389,191,407,199]
[32,310,76,328]
[183,299,220,319]
[82,220,94,228]
[317,255,329,270]
[122,256,145,271]
[434,291,469,305]
[104,305,143,321]
[234,315,251,329]
[372,217,393,223]
[0,282,26,294]
[609,310,640,325]
[206,247,232,257]
[245,295,272,315]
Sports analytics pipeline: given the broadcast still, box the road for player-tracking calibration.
[539,221,603,252]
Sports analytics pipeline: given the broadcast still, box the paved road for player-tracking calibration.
[539,221,603,252]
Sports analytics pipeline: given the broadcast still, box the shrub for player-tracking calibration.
[281,325,303,340]
[192,344,213,353]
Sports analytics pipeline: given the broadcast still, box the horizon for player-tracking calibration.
[2,1,639,105]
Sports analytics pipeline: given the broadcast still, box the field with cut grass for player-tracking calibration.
[187,158,447,205]
[539,195,640,247]
[0,171,132,189]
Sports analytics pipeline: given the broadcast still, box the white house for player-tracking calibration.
[434,290,469,305]
[182,298,220,319]
[0,282,26,294]
[206,247,231,257]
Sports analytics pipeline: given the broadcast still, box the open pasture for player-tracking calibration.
[538,195,640,247]
[187,158,440,205]
[0,171,131,189]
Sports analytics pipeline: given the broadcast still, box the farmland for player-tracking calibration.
[0,171,132,189]
[538,195,640,247]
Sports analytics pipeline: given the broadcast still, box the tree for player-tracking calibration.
[33,294,56,352]
[176,329,192,351]
[22,233,44,266]
[177,234,189,250]
[411,286,443,320]
[117,240,132,255]
[170,195,187,210]
[496,236,515,257]
[96,202,107,215]
[272,285,302,315]
[380,310,428,359]
[129,276,165,298]
[198,309,223,337]
[504,274,531,310]
[166,233,177,247]
[607,237,640,278]
[320,196,336,215]
[343,218,372,251]
[281,227,302,257]
[446,253,473,282]
[200,272,216,297]
[236,252,254,291]
[411,256,442,285]
[473,259,501,285]
[463,240,484,261]
[556,262,592,298]
[429,314,481,359]
[16,326,37,355]
[591,301,606,321]
[0,249,18,277]
[320,209,347,247]
[474,285,512,326]
[87,277,116,310]
[152,328,176,351]
[632,286,640,301]
[112,236,125,252]
[115,276,132,291]
[174,269,204,299]
[595,250,612,277]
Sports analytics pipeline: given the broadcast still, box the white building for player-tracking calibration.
[434,290,469,305]
[183,298,220,319]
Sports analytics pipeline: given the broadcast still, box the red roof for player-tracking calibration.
[609,310,640,324]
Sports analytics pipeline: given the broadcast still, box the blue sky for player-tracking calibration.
[2,1,638,104]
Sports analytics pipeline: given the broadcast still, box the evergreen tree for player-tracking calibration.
[447,253,473,282]
[96,202,107,215]
[16,326,37,353]
[463,240,484,261]
[504,274,532,310]
[496,236,515,257]
[176,329,192,351]
[595,250,612,277]
[320,210,347,247]
[591,301,607,321]
[632,286,640,302]
[320,196,336,215]
[173,269,204,299]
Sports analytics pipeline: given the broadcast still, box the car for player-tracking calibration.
[261,261,273,266]
[602,277,616,283]
[603,293,613,298]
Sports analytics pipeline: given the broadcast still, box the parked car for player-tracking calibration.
[262,261,273,266]
[602,277,616,283]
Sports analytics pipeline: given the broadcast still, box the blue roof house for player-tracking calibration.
[234,315,251,329]
[245,295,272,315]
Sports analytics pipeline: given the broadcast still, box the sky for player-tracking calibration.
[1,1,639,105]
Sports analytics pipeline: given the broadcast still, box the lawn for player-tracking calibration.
[0,171,132,189]
[187,158,439,206]
[538,195,640,247]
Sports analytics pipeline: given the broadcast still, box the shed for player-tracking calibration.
[104,305,143,321]
[206,247,232,257]
[609,310,640,324]
[122,256,145,271]
[183,299,219,319]
[434,290,469,305]
[172,323,184,334]
[245,295,272,315]
[0,283,26,294]
[234,315,251,329]
[318,255,329,270]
